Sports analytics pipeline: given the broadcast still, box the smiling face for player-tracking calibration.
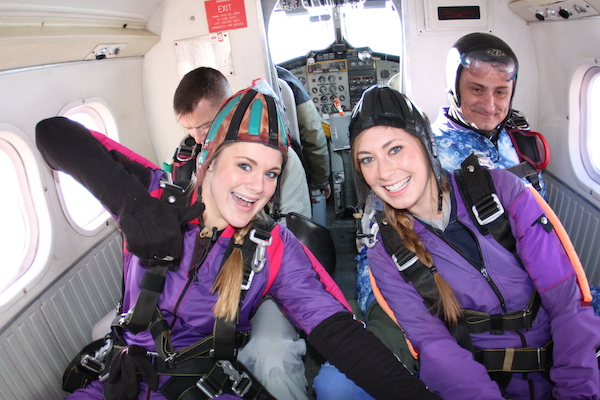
[201,141,283,230]
[458,64,513,133]
[355,126,439,220]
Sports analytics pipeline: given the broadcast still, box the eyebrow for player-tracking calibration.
[235,155,282,171]
[357,138,400,155]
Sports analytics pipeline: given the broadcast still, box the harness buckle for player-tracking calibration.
[365,214,379,249]
[392,253,418,272]
[249,229,272,273]
[240,270,255,291]
[217,360,252,397]
[80,338,113,374]
[196,375,222,399]
[472,194,505,226]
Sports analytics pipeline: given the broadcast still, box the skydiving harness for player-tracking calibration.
[502,110,550,193]
[368,153,553,390]
[63,181,279,400]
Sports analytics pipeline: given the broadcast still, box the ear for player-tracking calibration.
[207,159,216,172]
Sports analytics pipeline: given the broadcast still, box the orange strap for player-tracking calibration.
[528,186,592,304]
[369,269,419,358]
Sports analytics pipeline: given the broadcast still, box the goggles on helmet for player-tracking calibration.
[460,50,517,81]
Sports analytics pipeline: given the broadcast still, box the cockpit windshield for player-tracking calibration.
[268,0,402,64]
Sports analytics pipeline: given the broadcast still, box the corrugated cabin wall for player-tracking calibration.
[546,172,600,286]
[0,230,122,400]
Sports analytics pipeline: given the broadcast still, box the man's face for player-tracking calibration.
[458,65,514,133]
[178,98,221,144]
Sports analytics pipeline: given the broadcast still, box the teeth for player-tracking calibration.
[234,193,256,206]
[385,176,410,192]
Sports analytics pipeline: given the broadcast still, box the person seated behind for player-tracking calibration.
[432,32,548,200]
[36,82,442,400]
[277,65,332,200]
[169,66,311,219]
[316,85,600,400]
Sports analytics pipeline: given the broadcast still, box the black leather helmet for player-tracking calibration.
[349,85,443,210]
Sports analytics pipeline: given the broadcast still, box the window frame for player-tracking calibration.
[0,125,52,305]
[568,60,600,202]
[55,97,119,235]
[579,65,600,183]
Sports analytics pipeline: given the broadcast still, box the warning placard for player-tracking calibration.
[205,0,248,33]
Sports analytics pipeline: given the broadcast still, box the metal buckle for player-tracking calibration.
[240,270,255,291]
[365,213,379,248]
[80,338,113,374]
[392,254,418,272]
[249,229,272,273]
[472,194,505,226]
[196,375,221,399]
[217,360,252,397]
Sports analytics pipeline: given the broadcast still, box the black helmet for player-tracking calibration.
[446,32,518,133]
[349,85,443,211]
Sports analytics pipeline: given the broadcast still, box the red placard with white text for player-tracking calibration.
[205,0,248,33]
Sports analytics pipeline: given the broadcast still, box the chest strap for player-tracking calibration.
[463,291,541,335]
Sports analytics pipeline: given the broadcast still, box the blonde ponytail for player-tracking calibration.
[383,203,463,325]
[212,222,254,322]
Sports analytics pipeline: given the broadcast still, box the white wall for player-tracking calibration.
[529,16,600,208]
[143,0,272,165]
[0,57,152,326]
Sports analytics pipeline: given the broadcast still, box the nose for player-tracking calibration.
[479,91,496,113]
[188,127,208,144]
[378,157,396,181]
[246,173,265,194]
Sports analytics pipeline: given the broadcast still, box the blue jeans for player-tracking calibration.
[313,362,375,400]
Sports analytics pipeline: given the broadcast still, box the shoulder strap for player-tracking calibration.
[454,153,516,254]
[375,211,474,353]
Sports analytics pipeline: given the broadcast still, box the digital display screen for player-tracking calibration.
[438,6,481,20]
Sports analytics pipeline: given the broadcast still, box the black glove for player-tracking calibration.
[309,312,441,400]
[106,345,158,400]
[118,200,204,260]
[36,117,204,260]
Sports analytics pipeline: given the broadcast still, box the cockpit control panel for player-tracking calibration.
[280,46,400,116]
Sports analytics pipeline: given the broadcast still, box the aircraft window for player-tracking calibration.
[0,128,51,301]
[0,140,31,293]
[581,66,600,185]
[268,0,402,64]
[57,100,118,233]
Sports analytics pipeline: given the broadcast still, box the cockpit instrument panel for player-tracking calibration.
[280,45,399,116]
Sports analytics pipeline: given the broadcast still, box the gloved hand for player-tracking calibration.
[118,200,204,261]
[106,345,158,400]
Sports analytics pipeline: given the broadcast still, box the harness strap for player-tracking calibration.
[505,161,539,180]
[375,211,475,354]
[475,341,553,373]
[455,153,516,254]
[213,317,238,361]
[160,360,276,400]
[125,261,175,334]
[463,291,541,335]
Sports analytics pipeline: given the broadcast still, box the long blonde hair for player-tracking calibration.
[211,221,255,322]
[353,130,463,325]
